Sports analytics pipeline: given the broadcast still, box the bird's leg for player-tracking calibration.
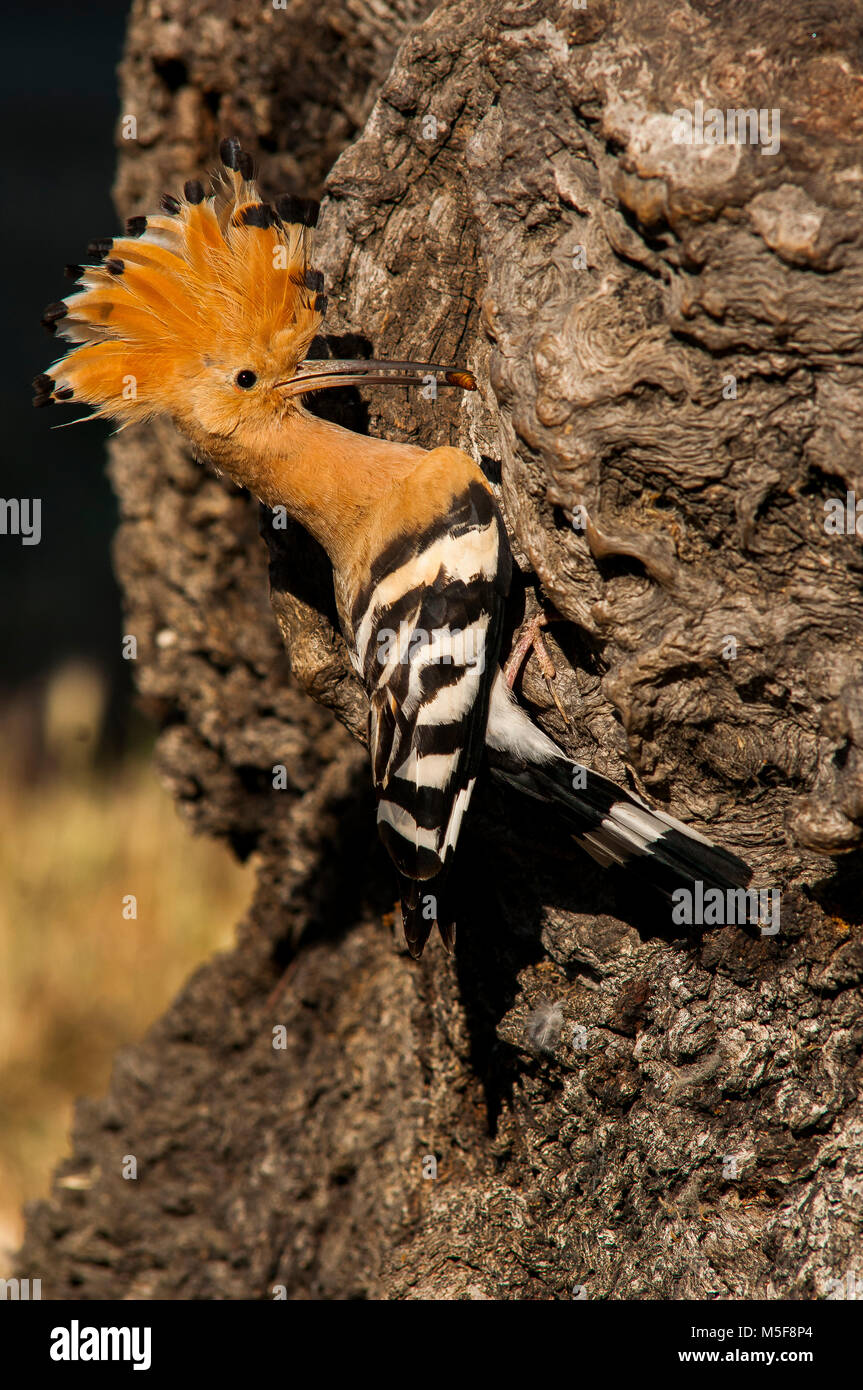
[505,608,571,725]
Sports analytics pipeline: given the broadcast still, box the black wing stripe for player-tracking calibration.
[351,479,499,635]
[414,721,467,756]
[354,479,509,883]
[382,775,450,830]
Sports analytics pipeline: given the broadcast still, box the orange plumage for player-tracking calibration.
[35,137,476,569]
[36,138,325,433]
[35,137,752,960]
[35,138,499,957]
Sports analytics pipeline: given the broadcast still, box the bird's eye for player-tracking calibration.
[235,370,257,389]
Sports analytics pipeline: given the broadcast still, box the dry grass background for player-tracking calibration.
[0,704,254,1271]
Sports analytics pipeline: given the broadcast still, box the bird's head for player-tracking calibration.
[35,138,475,444]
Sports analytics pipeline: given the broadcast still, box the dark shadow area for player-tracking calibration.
[450,756,792,1133]
[4,4,130,711]
[269,761,383,973]
[809,848,863,926]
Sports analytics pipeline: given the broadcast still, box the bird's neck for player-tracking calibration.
[183,408,426,572]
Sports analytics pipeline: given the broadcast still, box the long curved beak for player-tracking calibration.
[275,359,476,397]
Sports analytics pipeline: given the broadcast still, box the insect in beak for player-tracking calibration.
[276,359,477,396]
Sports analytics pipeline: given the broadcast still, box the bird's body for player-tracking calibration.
[36,138,751,956]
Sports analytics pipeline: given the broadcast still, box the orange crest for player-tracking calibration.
[34,139,326,428]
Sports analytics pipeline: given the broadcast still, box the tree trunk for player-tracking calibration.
[19,0,863,1299]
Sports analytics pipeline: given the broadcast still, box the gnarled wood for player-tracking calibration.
[19,0,863,1300]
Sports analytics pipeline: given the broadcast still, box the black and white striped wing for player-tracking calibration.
[351,480,510,890]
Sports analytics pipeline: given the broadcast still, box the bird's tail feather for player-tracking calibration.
[490,749,751,901]
[398,875,455,959]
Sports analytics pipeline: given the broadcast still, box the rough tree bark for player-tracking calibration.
[19,0,863,1299]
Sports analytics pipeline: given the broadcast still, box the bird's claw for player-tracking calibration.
[505,610,571,725]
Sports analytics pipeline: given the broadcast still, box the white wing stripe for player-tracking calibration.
[397,749,459,791]
[355,519,498,669]
[442,779,477,857]
[416,667,483,726]
[403,616,489,715]
[377,799,440,852]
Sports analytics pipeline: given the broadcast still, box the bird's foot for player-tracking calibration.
[504,609,571,725]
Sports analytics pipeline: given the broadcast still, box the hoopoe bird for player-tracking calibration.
[35,138,751,957]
